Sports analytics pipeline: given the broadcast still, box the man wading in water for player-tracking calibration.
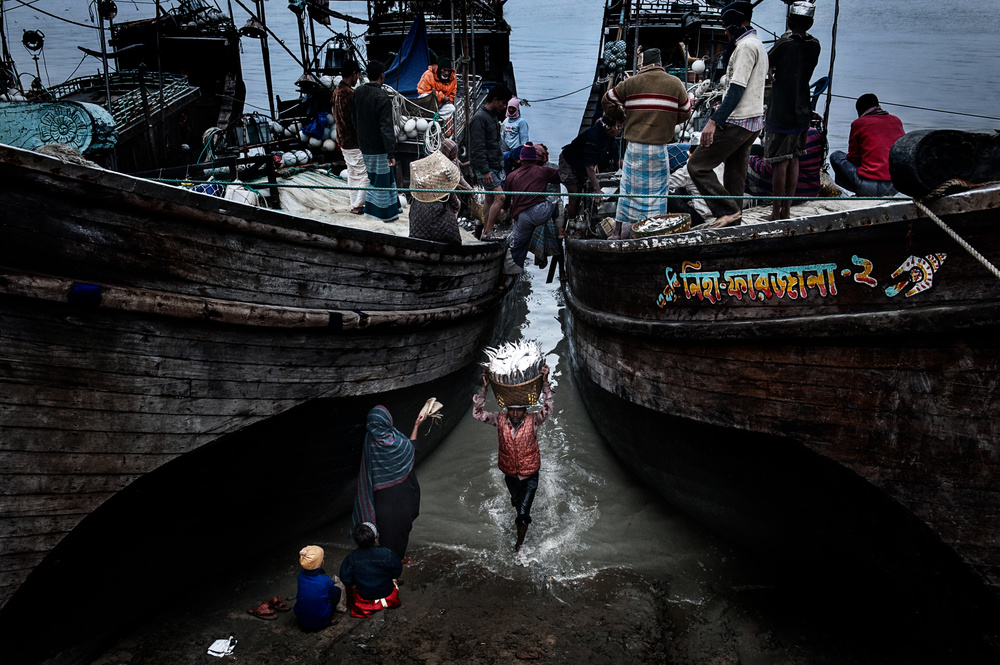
[473,366,554,552]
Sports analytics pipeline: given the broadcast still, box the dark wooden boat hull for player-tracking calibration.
[565,186,1000,603]
[0,144,509,662]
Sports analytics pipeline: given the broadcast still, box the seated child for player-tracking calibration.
[293,545,342,630]
[339,522,403,617]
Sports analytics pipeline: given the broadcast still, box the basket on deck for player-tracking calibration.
[632,212,691,237]
[489,374,543,408]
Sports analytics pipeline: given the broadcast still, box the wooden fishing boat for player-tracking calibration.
[0,143,510,663]
[579,0,727,133]
[564,181,1000,616]
[0,0,244,173]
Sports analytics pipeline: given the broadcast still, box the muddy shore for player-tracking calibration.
[90,523,997,665]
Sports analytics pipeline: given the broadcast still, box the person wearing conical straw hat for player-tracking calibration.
[472,365,554,552]
[408,150,463,244]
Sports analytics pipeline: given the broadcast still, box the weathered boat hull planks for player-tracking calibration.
[0,143,511,662]
[565,185,1000,601]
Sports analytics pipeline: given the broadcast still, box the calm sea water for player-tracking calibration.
[6,0,999,656]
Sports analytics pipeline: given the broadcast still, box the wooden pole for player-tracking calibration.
[257,0,276,119]
[822,0,840,138]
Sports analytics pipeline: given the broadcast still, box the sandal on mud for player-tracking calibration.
[249,602,279,620]
[267,596,290,612]
[350,206,364,215]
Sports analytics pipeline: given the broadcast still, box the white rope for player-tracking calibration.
[912,199,1000,281]
[423,120,443,154]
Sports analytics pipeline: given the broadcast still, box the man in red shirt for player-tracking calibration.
[503,144,561,268]
[473,365,554,552]
[830,93,905,197]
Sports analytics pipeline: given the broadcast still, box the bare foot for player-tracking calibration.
[707,212,742,228]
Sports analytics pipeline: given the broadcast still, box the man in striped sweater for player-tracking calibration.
[602,47,691,239]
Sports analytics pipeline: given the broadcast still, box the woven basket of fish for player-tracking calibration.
[482,341,544,408]
[632,213,691,237]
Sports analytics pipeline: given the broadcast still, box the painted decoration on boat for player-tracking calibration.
[884,253,948,298]
[656,253,947,307]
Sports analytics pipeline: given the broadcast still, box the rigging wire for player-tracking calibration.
[828,93,1000,122]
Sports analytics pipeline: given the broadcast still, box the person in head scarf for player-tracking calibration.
[293,545,344,630]
[502,97,530,153]
[687,0,768,228]
[352,405,426,560]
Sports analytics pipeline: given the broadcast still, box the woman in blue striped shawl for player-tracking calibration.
[352,405,426,560]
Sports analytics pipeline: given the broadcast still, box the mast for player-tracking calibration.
[822,0,839,137]
[258,0,276,118]
[461,0,471,158]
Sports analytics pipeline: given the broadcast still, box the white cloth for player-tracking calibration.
[341,147,369,209]
[669,162,725,220]
[726,31,768,121]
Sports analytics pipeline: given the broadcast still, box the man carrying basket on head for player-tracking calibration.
[472,365,554,552]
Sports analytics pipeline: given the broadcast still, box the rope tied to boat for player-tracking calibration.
[912,179,1000,282]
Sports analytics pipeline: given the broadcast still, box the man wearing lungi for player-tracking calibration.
[602,47,691,239]
[332,60,369,215]
[472,365,554,553]
[354,60,402,222]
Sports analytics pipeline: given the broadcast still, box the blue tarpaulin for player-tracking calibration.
[383,13,429,98]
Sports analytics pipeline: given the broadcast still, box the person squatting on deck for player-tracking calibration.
[354,60,403,222]
[339,522,403,617]
[293,545,344,630]
[559,115,623,223]
[332,60,369,215]
[472,365,554,552]
[408,150,463,245]
[470,84,513,238]
[352,405,426,562]
[602,47,691,239]
[417,56,457,105]
[830,93,905,197]
[504,144,561,268]
[746,127,825,201]
[760,1,821,220]
[688,0,768,228]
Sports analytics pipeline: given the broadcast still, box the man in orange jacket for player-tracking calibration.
[417,57,457,105]
[473,365,554,552]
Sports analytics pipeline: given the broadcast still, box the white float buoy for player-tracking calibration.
[403,117,417,133]
[322,139,336,152]
[415,118,429,132]
[692,59,706,74]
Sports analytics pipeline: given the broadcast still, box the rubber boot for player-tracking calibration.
[514,523,528,552]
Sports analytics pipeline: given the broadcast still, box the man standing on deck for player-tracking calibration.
[760,1,821,220]
[602,48,691,239]
[473,365,554,553]
[830,93,905,197]
[558,115,623,224]
[688,0,768,228]
[332,60,369,215]
[470,84,513,238]
[354,60,402,222]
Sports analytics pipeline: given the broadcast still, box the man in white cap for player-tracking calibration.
[688,0,768,228]
[761,1,821,220]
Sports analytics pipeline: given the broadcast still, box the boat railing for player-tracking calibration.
[48,71,194,127]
